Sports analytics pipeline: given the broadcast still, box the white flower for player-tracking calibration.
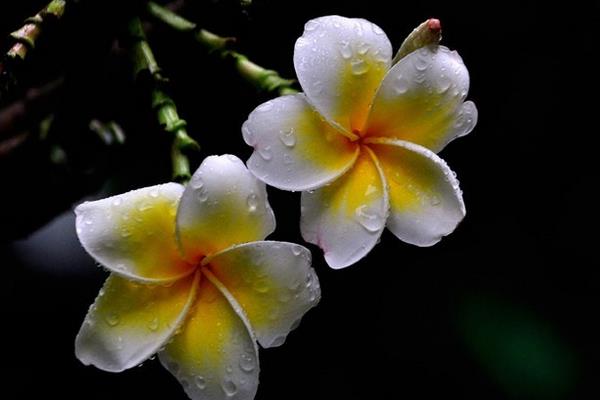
[74,155,320,400]
[243,15,478,268]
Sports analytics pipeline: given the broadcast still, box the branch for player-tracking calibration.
[146,1,297,96]
[1,0,67,103]
[0,78,63,141]
[127,17,199,183]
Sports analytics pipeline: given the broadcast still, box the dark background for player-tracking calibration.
[0,0,597,398]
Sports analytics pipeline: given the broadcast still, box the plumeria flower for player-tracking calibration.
[74,155,320,400]
[242,15,478,268]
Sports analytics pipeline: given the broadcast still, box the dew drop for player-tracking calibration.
[195,376,207,390]
[242,123,255,146]
[84,218,93,226]
[356,42,370,55]
[437,74,452,94]
[120,228,132,238]
[291,244,303,256]
[351,59,369,75]
[283,154,293,165]
[365,184,378,196]
[239,353,256,372]
[190,175,204,190]
[254,277,269,294]
[305,273,313,288]
[339,41,352,59]
[394,75,409,95]
[246,193,259,213]
[197,188,209,203]
[149,189,159,198]
[112,198,122,207]
[270,335,286,347]
[414,52,430,72]
[105,312,120,327]
[278,128,296,147]
[354,205,384,233]
[222,379,238,396]
[304,20,319,32]
[147,316,159,331]
[258,145,272,161]
[430,195,441,206]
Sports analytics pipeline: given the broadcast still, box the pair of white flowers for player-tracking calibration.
[75,15,477,400]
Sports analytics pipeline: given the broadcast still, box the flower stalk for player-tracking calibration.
[1,0,66,104]
[127,17,199,183]
[146,1,297,96]
[6,0,66,61]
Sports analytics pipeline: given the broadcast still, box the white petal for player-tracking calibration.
[294,15,392,135]
[244,94,359,191]
[301,148,389,269]
[160,274,259,400]
[75,183,193,283]
[75,273,198,372]
[365,46,475,152]
[366,137,465,246]
[203,241,320,348]
[176,155,276,261]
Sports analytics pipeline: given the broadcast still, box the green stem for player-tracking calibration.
[146,1,297,97]
[127,17,199,183]
[1,0,66,104]
[7,0,66,61]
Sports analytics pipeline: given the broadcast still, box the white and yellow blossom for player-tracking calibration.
[74,155,320,400]
[243,15,478,268]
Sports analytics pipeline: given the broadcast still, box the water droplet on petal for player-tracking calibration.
[195,375,207,390]
[105,312,120,327]
[246,193,259,213]
[354,205,384,233]
[270,335,286,347]
[222,379,238,396]
[291,245,303,256]
[305,273,313,288]
[437,74,452,94]
[112,198,122,207]
[239,353,256,373]
[147,316,159,331]
[283,154,293,165]
[339,41,352,59]
[365,184,378,196]
[356,42,370,55]
[430,195,441,206]
[258,145,272,161]
[278,128,296,147]
[242,123,256,146]
[197,188,208,203]
[149,189,159,198]
[351,59,369,75]
[304,20,319,32]
[414,51,430,72]
[190,175,204,190]
[394,75,409,95]
[253,277,269,294]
